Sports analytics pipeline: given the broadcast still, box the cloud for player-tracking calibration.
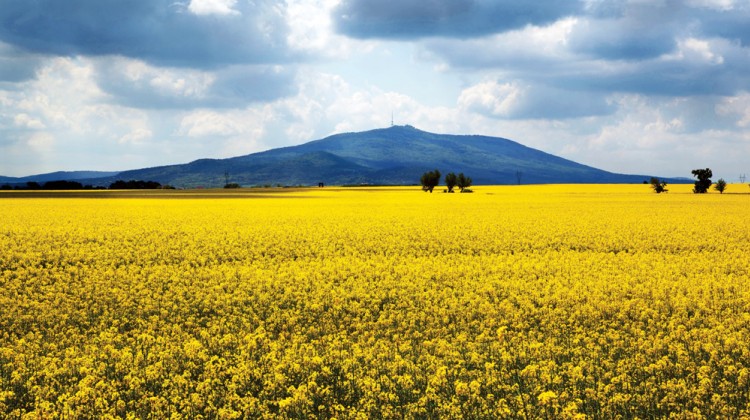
[0,56,165,173]
[0,0,292,68]
[558,36,750,96]
[13,113,45,130]
[0,42,43,82]
[458,80,615,120]
[333,0,582,39]
[716,91,750,128]
[568,17,678,60]
[687,2,750,45]
[187,0,240,16]
[421,18,577,70]
[286,0,373,58]
[556,94,750,179]
[420,12,750,110]
[95,58,296,109]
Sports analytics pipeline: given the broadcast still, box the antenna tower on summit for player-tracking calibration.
[391,111,394,127]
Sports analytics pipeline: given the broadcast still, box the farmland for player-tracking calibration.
[1,185,750,418]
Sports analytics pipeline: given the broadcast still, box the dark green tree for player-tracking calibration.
[444,172,457,193]
[714,178,727,194]
[649,177,668,194]
[420,169,441,193]
[691,168,712,193]
[457,173,473,192]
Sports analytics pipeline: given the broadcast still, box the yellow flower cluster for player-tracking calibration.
[1,185,749,418]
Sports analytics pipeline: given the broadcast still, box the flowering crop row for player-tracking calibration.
[1,185,749,418]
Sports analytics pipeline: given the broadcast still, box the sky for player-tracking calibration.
[1,0,749,180]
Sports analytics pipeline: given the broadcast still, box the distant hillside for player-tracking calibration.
[107,125,668,187]
[0,171,120,185]
[2,126,684,188]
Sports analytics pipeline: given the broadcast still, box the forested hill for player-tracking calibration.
[105,125,663,187]
[3,126,678,188]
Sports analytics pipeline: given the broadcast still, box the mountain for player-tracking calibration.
[2,126,677,187]
[0,171,120,185]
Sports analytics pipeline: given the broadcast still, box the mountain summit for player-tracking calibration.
[108,125,653,187]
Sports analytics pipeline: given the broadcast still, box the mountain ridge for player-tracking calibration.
[2,126,684,187]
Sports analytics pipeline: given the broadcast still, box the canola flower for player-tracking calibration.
[1,184,750,418]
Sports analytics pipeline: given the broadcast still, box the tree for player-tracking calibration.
[691,168,712,193]
[420,170,441,193]
[444,172,457,193]
[649,177,668,194]
[714,178,727,194]
[457,173,473,192]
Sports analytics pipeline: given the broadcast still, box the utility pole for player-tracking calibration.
[740,174,746,183]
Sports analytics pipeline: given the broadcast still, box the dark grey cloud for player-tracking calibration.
[584,69,742,97]
[95,62,297,109]
[333,0,582,39]
[567,1,748,61]
[568,18,679,60]
[0,43,43,82]
[420,1,750,112]
[575,1,750,56]
[0,0,292,68]
[448,41,749,99]
[697,7,750,47]
[561,37,750,97]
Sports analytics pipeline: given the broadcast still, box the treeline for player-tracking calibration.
[1,179,172,190]
[1,180,105,190]
[109,180,173,189]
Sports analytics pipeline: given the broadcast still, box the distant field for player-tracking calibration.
[1,185,749,418]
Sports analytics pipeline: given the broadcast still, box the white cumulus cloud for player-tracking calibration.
[188,0,240,16]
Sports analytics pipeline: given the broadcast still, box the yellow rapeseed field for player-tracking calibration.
[1,184,749,418]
